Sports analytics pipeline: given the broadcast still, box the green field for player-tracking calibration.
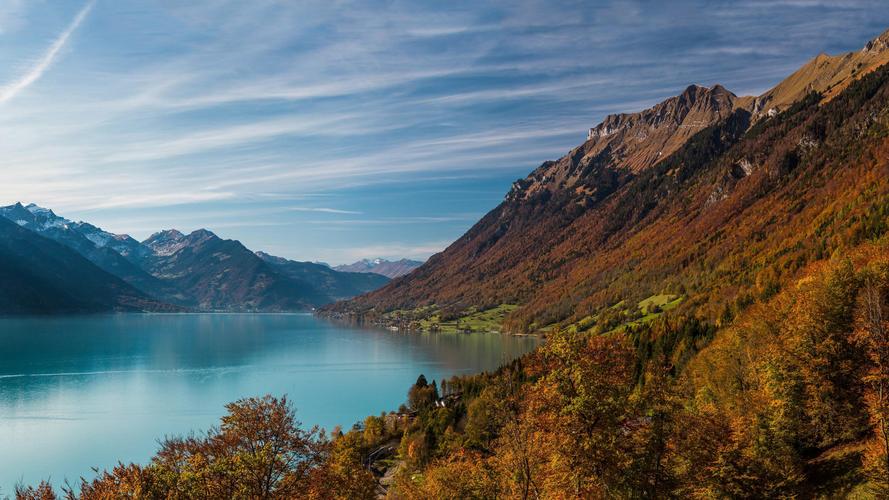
[383,304,519,333]
[384,295,683,335]
[564,294,684,334]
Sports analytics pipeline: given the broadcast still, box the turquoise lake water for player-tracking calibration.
[0,313,539,492]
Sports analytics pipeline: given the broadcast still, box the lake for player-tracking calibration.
[0,313,539,492]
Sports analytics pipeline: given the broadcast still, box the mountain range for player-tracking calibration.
[0,215,170,313]
[0,204,393,313]
[333,258,423,279]
[326,28,889,334]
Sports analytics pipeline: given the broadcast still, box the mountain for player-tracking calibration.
[0,216,171,313]
[324,85,756,327]
[143,233,390,310]
[0,203,173,299]
[326,29,889,333]
[256,252,390,301]
[0,203,152,263]
[0,203,388,312]
[143,229,190,257]
[141,229,328,311]
[333,258,423,279]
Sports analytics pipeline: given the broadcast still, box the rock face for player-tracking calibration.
[511,84,751,204]
[584,84,748,173]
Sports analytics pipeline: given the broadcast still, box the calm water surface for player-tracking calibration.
[0,313,539,491]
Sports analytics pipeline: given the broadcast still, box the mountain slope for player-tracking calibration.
[257,252,390,301]
[755,28,889,114]
[327,33,889,334]
[333,258,422,279]
[325,85,755,326]
[0,217,170,313]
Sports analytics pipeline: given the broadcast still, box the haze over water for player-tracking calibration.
[0,314,539,491]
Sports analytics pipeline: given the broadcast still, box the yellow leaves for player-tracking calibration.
[677,241,889,494]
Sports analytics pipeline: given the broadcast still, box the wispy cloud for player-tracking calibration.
[100,112,379,164]
[289,207,363,215]
[302,216,477,226]
[0,0,94,104]
[76,191,236,211]
[0,0,887,261]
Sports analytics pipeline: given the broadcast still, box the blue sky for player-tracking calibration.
[0,1,887,264]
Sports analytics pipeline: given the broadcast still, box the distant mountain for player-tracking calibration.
[143,229,190,257]
[0,205,388,313]
[0,216,171,314]
[326,29,889,333]
[256,252,390,301]
[0,203,173,299]
[0,203,152,262]
[333,258,423,279]
[141,229,326,311]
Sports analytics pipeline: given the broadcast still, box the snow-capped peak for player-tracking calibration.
[2,202,70,230]
[0,202,153,260]
[143,229,193,256]
[25,203,56,218]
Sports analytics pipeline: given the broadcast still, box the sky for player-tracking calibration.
[0,1,887,265]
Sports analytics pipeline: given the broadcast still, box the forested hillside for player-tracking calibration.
[327,35,889,335]
[380,241,889,497]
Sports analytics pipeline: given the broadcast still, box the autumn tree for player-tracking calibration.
[363,414,385,446]
[854,271,889,495]
[519,332,637,497]
[15,482,57,500]
[788,259,869,447]
[390,451,500,499]
[307,431,377,500]
[60,395,328,500]
[408,374,439,411]
[65,464,159,500]
[624,359,682,497]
